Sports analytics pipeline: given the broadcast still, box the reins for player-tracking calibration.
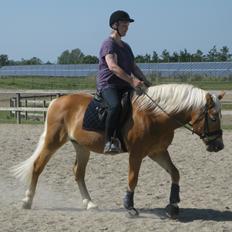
[140,89,198,135]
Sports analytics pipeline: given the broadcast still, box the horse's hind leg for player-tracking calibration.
[149,150,180,218]
[72,142,97,210]
[16,127,67,209]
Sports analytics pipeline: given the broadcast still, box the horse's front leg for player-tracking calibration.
[149,150,180,219]
[123,154,142,216]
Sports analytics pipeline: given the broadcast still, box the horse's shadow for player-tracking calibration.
[137,207,232,222]
[43,206,232,222]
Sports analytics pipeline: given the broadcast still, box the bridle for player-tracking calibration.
[140,89,223,143]
[196,104,223,143]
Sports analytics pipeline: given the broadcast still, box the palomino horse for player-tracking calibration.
[12,84,224,218]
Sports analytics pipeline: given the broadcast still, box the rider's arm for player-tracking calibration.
[105,53,141,88]
[132,63,152,87]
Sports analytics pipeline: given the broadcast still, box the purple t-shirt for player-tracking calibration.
[97,37,134,91]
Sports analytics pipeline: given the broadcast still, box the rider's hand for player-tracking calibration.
[131,78,143,89]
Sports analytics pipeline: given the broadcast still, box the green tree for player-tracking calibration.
[179,49,191,62]
[82,55,98,64]
[161,49,170,62]
[135,55,146,63]
[20,57,42,65]
[58,50,71,64]
[151,51,159,63]
[192,49,204,62]
[144,53,151,63]
[218,46,231,61]
[170,51,179,62]
[207,45,219,61]
[70,48,84,64]
[0,54,9,66]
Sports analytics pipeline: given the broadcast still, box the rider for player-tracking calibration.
[97,10,151,154]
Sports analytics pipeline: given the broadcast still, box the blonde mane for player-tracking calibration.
[134,84,221,114]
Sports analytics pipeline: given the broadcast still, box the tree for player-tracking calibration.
[144,53,152,63]
[161,49,170,62]
[179,49,191,62]
[58,50,71,64]
[57,48,85,64]
[70,48,84,64]
[151,51,159,63]
[82,55,98,64]
[135,55,146,63]
[20,57,42,65]
[28,57,43,65]
[0,54,9,66]
[170,52,179,62]
[192,49,203,62]
[207,45,219,61]
[218,46,231,61]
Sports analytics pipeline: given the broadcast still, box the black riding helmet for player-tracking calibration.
[109,10,134,29]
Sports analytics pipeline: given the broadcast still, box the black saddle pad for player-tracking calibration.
[83,91,132,133]
[83,99,106,132]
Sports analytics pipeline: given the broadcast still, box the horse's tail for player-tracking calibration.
[11,99,57,185]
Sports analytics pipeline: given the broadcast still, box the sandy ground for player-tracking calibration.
[0,124,232,232]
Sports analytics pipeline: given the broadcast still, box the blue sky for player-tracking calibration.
[1,0,231,63]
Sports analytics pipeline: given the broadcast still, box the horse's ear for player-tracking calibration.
[218,91,225,100]
[206,93,213,105]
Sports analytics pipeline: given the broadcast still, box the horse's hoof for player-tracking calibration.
[22,201,32,209]
[126,207,139,218]
[165,204,179,219]
[83,199,98,210]
[87,201,98,210]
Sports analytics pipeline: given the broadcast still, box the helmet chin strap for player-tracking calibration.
[112,23,122,37]
[116,28,122,37]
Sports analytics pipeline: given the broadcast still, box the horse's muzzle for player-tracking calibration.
[206,140,224,152]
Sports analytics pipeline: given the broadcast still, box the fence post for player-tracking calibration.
[10,98,13,117]
[13,97,17,118]
[16,93,21,124]
[25,99,28,120]
[43,100,46,122]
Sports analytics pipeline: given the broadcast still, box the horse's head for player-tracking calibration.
[191,92,225,152]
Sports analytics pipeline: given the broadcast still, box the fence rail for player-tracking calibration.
[5,93,61,123]
[0,107,47,112]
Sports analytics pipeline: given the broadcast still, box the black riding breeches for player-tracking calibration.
[101,87,130,142]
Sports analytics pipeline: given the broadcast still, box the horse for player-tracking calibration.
[12,83,225,218]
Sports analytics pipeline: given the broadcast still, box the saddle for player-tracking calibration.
[82,91,132,152]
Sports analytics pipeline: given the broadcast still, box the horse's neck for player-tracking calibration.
[166,110,193,129]
[136,106,193,131]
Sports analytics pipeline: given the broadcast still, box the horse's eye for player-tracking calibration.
[209,114,216,122]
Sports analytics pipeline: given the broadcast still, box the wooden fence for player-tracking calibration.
[0,93,62,123]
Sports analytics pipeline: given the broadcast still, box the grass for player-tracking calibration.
[222,104,232,110]
[1,75,232,90]
[0,111,43,124]
[0,76,96,90]
[222,125,232,130]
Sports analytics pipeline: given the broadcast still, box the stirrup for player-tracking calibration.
[104,137,122,155]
